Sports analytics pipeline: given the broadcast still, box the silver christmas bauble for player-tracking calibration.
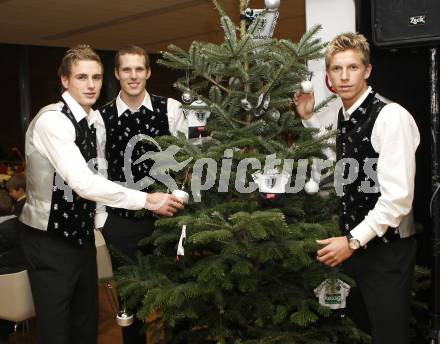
[304,179,319,194]
[241,98,252,111]
[181,92,194,104]
[116,309,134,327]
[265,0,280,11]
[269,109,280,121]
[300,80,313,94]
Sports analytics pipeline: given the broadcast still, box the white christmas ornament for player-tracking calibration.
[300,80,313,93]
[304,179,319,194]
[240,98,253,111]
[172,189,189,204]
[264,0,280,11]
[314,279,351,310]
[187,99,210,127]
[252,168,291,194]
[187,99,211,140]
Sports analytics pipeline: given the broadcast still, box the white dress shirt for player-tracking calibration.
[115,91,188,137]
[302,87,420,246]
[32,92,147,228]
[94,91,187,227]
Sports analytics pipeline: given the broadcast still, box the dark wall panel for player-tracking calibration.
[0,43,181,162]
[0,44,22,160]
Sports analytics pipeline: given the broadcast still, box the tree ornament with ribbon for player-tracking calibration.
[181,68,194,104]
[252,168,290,206]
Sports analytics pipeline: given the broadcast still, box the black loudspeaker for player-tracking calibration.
[371,0,440,48]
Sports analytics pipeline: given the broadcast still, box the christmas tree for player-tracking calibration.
[115,1,369,342]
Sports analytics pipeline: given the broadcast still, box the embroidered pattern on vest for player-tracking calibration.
[336,92,386,234]
[101,95,170,218]
[46,103,97,246]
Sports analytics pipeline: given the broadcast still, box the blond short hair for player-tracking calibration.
[325,32,370,68]
[57,44,103,78]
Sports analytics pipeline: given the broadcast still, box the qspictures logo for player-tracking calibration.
[51,135,380,203]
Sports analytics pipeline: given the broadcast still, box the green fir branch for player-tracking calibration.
[211,0,227,18]
[220,15,238,52]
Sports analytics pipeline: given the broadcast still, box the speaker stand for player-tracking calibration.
[429,46,440,344]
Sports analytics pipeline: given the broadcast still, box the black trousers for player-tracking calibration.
[342,236,417,344]
[102,212,155,344]
[20,225,98,344]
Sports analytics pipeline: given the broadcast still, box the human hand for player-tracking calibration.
[146,192,184,217]
[316,236,353,267]
[292,90,315,120]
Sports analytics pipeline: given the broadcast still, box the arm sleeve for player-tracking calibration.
[32,111,147,211]
[302,114,323,129]
[350,103,420,245]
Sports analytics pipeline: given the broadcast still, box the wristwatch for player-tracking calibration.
[346,233,361,250]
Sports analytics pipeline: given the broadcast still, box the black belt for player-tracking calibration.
[108,207,152,220]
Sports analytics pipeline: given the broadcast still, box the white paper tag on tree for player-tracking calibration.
[176,225,187,260]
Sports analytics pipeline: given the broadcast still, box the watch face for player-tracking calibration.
[349,239,360,250]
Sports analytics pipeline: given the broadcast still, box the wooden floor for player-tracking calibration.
[5,284,123,344]
[98,283,123,344]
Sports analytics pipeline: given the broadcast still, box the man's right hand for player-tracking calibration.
[146,192,184,217]
[292,91,315,120]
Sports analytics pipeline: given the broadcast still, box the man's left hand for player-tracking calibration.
[316,236,353,267]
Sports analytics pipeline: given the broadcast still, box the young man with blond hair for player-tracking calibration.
[294,33,420,343]
[99,45,186,343]
[20,44,184,344]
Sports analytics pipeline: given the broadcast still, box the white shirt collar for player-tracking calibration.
[343,86,372,119]
[115,91,153,117]
[61,91,98,126]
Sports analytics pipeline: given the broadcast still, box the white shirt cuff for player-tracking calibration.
[350,221,377,246]
[302,114,321,128]
[94,212,108,229]
[124,189,148,210]
[144,193,149,209]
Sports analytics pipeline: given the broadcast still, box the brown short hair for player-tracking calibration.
[57,44,103,78]
[6,172,26,192]
[325,32,370,68]
[115,45,150,70]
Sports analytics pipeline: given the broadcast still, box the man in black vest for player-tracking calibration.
[99,45,187,343]
[19,45,184,344]
[294,33,420,343]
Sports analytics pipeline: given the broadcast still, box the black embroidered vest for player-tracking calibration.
[100,95,171,218]
[336,92,386,234]
[46,103,97,246]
